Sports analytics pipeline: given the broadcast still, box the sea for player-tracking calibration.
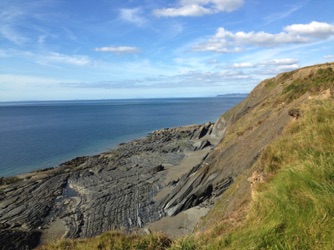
[0,96,246,177]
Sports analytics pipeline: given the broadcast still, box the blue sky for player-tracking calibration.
[1,0,334,101]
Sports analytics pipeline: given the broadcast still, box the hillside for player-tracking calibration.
[2,62,334,250]
[176,63,334,249]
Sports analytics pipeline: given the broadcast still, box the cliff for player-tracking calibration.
[1,62,334,250]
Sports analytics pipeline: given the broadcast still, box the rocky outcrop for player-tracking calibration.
[0,123,218,249]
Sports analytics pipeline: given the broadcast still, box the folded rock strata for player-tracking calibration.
[0,122,220,249]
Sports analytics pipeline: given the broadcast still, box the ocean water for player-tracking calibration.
[0,96,246,177]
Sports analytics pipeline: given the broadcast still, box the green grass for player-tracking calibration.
[283,67,334,102]
[38,231,172,250]
[210,98,334,249]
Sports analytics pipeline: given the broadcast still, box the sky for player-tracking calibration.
[1,0,334,101]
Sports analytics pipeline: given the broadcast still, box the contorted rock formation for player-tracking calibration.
[0,122,220,250]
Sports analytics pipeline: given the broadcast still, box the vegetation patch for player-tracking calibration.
[213,98,334,249]
[39,231,172,250]
[279,71,295,82]
[283,67,334,102]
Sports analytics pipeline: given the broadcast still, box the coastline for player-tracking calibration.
[0,119,227,249]
[0,96,246,178]
[2,63,333,250]
[0,131,151,178]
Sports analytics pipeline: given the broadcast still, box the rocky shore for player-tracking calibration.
[0,120,227,250]
[3,63,330,250]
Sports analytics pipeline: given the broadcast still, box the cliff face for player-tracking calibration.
[160,64,334,217]
[1,62,333,250]
[160,63,334,217]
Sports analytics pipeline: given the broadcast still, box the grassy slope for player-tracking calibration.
[172,64,334,250]
[38,231,172,250]
[177,98,334,250]
[39,64,334,250]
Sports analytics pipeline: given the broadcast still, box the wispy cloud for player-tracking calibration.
[43,52,91,66]
[0,23,29,45]
[0,1,51,45]
[95,46,140,54]
[192,21,334,53]
[153,0,244,17]
[119,8,148,27]
[4,49,92,66]
[264,3,304,24]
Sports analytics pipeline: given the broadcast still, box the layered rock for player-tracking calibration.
[0,123,219,249]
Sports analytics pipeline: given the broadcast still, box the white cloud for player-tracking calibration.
[324,55,334,59]
[262,58,299,66]
[192,21,334,53]
[277,64,299,71]
[284,21,334,38]
[154,5,211,17]
[153,0,244,17]
[119,8,147,27]
[95,46,140,54]
[232,62,255,68]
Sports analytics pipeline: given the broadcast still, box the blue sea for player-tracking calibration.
[0,96,246,177]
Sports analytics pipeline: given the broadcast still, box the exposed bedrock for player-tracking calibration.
[0,122,219,249]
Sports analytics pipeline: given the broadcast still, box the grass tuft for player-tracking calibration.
[283,67,334,102]
[38,231,172,250]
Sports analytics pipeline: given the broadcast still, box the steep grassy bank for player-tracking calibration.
[173,97,334,249]
[39,63,334,249]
